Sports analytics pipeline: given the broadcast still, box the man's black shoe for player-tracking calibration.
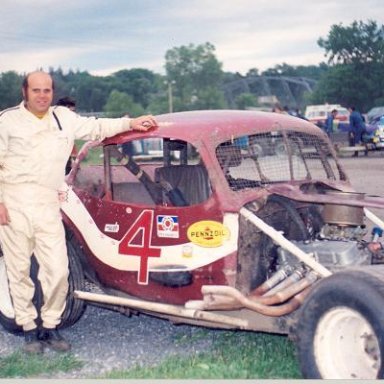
[23,329,44,354]
[38,328,71,352]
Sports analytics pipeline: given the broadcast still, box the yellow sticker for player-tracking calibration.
[187,220,230,248]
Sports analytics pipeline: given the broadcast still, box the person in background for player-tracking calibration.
[348,106,366,157]
[56,96,76,111]
[0,71,157,354]
[56,97,78,174]
[324,109,337,137]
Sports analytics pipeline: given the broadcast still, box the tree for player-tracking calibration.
[312,20,384,111]
[165,42,227,110]
[103,90,144,117]
[235,93,258,110]
[318,20,384,65]
[109,69,160,108]
[0,71,23,109]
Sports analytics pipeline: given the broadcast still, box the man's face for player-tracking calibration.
[23,72,53,115]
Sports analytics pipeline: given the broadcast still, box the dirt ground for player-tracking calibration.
[339,152,384,196]
[337,152,384,239]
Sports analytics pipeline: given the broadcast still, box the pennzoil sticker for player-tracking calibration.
[187,220,230,247]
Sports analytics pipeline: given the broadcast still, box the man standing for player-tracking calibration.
[0,71,157,354]
[324,109,337,137]
[348,106,366,157]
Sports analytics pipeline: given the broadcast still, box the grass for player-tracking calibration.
[101,330,302,380]
[0,330,301,379]
[0,351,83,378]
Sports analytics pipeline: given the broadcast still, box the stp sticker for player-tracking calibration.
[187,220,230,247]
[157,215,179,238]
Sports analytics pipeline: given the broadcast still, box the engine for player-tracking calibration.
[277,239,372,272]
[278,192,374,272]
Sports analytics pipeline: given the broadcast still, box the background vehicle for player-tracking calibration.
[1,110,384,379]
[364,114,384,150]
[305,104,350,131]
[367,106,384,123]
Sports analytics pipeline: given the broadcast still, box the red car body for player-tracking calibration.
[3,110,384,379]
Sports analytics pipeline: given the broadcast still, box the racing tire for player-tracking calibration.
[293,267,384,379]
[0,239,86,334]
[59,238,87,328]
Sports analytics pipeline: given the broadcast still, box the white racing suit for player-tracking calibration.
[0,102,132,331]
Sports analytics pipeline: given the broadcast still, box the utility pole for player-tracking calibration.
[165,80,175,113]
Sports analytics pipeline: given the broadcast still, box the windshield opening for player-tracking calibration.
[216,130,340,191]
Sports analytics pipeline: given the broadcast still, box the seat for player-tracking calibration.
[154,164,211,206]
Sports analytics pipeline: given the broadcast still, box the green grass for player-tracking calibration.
[0,351,83,378]
[0,331,301,379]
[101,331,302,380]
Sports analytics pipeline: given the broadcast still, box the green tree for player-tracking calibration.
[312,20,384,111]
[235,93,258,110]
[318,20,384,65]
[103,90,144,117]
[0,71,23,109]
[76,73,111,112]
[165,42,227,110]
[109,69,160,108]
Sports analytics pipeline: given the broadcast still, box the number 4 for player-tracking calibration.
[118,210,161,284]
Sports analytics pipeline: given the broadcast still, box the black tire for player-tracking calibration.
[248,195,310,289]
[293,267,384,379]
[0,239,86,334]
[59,238,87,328]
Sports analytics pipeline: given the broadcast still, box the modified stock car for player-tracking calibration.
[1,110,384,379]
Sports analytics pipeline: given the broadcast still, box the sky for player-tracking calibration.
[1,0,384,77]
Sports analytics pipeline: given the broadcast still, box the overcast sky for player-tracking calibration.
[1,0,383,77]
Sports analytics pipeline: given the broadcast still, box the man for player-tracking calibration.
[324,109,337,137]
[0,71,157,354]
[348,106,366,157]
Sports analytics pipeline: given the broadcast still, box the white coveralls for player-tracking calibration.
[0,102,132,331]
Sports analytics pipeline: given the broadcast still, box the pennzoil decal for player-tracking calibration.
[187,220,230,247]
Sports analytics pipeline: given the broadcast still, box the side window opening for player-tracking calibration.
[105,137,212,206]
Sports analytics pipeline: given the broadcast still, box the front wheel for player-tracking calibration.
[293,267,384,379]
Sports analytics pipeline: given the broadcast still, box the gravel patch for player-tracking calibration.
[0,303,217,379]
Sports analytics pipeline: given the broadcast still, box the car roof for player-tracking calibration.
[103,110,323,146]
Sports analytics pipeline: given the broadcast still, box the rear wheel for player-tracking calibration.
[294,268,384,379]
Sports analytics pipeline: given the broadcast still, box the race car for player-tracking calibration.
[1,109,384,379]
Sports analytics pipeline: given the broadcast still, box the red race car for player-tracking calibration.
[2,110,384,379]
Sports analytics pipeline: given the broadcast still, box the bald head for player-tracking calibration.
[22,71,54,93]
[22,71,54,116]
